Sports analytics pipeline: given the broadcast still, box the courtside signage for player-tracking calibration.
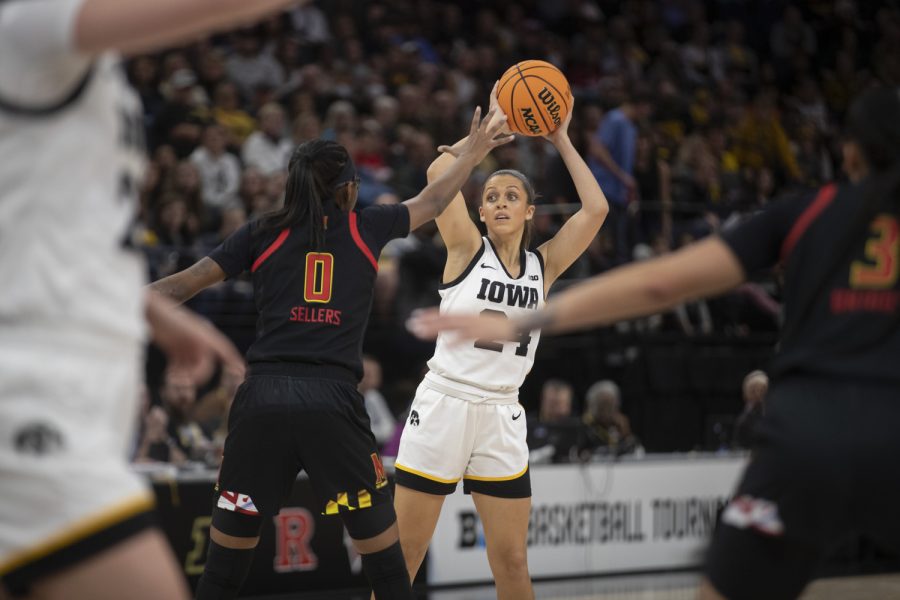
[428,455,747,584]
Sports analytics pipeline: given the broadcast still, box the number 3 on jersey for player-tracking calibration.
[474,309,532,356]
[850,215,899,289]
[304,252,334,303]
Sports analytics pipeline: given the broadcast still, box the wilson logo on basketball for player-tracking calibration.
[538,87,562,126]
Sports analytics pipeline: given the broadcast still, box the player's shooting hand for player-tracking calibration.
[146,292,246,386]
[438,106,514,160]
[406,307,518,343]
[544,96,573,146]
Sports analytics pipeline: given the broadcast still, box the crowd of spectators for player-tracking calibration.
[128,0,900,464]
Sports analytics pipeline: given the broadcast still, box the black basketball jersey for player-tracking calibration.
[722,182,900,383]
[209,203,410,380]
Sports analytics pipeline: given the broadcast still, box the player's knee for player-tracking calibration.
[211,507,263,540]
[399,534,429,565]
[489,546,529,580]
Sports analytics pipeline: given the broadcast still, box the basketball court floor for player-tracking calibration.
[256,572,900,599]
[429,573,900,600]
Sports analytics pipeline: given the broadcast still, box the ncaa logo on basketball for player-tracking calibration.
[519,107,541,135]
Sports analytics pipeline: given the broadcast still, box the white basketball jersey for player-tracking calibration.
[0,50,147,352]
[427,237,545,396]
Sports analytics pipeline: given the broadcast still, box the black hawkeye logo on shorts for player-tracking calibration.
[14,422,64,456]
[409,410,420,426]
[512,412,522,420]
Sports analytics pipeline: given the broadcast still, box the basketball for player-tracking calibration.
[497,60,572,137]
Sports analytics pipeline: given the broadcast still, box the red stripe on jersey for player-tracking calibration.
[780,183,838,261]
[252,228,290,273]
[349,212,378,271]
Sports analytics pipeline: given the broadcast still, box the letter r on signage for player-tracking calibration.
[273,508,318,572]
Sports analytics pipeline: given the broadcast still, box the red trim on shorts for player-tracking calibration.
[780,183,837,261]
[252,228,290,273]
[348,212,378,271]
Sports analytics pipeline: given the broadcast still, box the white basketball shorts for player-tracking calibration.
[394,373,530,498]
[0,336,155,593]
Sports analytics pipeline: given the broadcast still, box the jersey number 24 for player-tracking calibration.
[474,309,532,356]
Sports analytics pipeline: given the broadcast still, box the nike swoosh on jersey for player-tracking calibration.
[481,263,497,269]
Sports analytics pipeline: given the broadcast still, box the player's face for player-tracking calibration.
[479,174,534,237]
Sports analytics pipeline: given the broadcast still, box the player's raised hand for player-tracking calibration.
[544,96,574,147]
[406,307,518,343]
[489,80,514,136]
[441,106,515,161]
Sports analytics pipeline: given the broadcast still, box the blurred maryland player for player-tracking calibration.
[0,0,300,598]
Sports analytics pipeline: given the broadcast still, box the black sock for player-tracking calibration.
[360,541,413,600]
[194,541,255,600]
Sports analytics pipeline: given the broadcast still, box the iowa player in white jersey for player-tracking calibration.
[0,0,294,598]
[393,89,609,599]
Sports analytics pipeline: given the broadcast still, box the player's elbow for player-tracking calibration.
[641,271,683,308]
[586,201,609,223]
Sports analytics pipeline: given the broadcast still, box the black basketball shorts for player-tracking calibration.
[705,376,900,600]
[213,366,393,537]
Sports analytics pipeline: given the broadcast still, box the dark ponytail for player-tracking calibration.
[487,169,539,252]
[257,139,351,250]
[781,86,900,345]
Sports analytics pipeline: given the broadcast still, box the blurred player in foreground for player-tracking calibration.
[0,0,303,598]
[410,87,900,600]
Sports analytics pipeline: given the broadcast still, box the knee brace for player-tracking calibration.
[194,541,255,600]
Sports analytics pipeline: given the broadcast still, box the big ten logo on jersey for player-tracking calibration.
[183,516,212,575]
[476,278,540,309]
[273,508,318,572]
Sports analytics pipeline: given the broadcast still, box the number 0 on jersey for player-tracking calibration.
[304,252,334,303]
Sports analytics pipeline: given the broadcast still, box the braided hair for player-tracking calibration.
[257,139,352,249]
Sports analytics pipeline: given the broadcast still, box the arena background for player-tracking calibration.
[130,0,900,597]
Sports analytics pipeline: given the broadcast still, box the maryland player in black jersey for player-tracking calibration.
[412,86,900,600]
[150,108,512,600]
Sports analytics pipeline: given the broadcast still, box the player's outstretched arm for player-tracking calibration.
[145,290,245,385]
[426,140,481,256]
[148,257,226,305]
[404,106,514,232]
[537,99,609,290]
[74,0,297,55]
[409,237,745,341]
